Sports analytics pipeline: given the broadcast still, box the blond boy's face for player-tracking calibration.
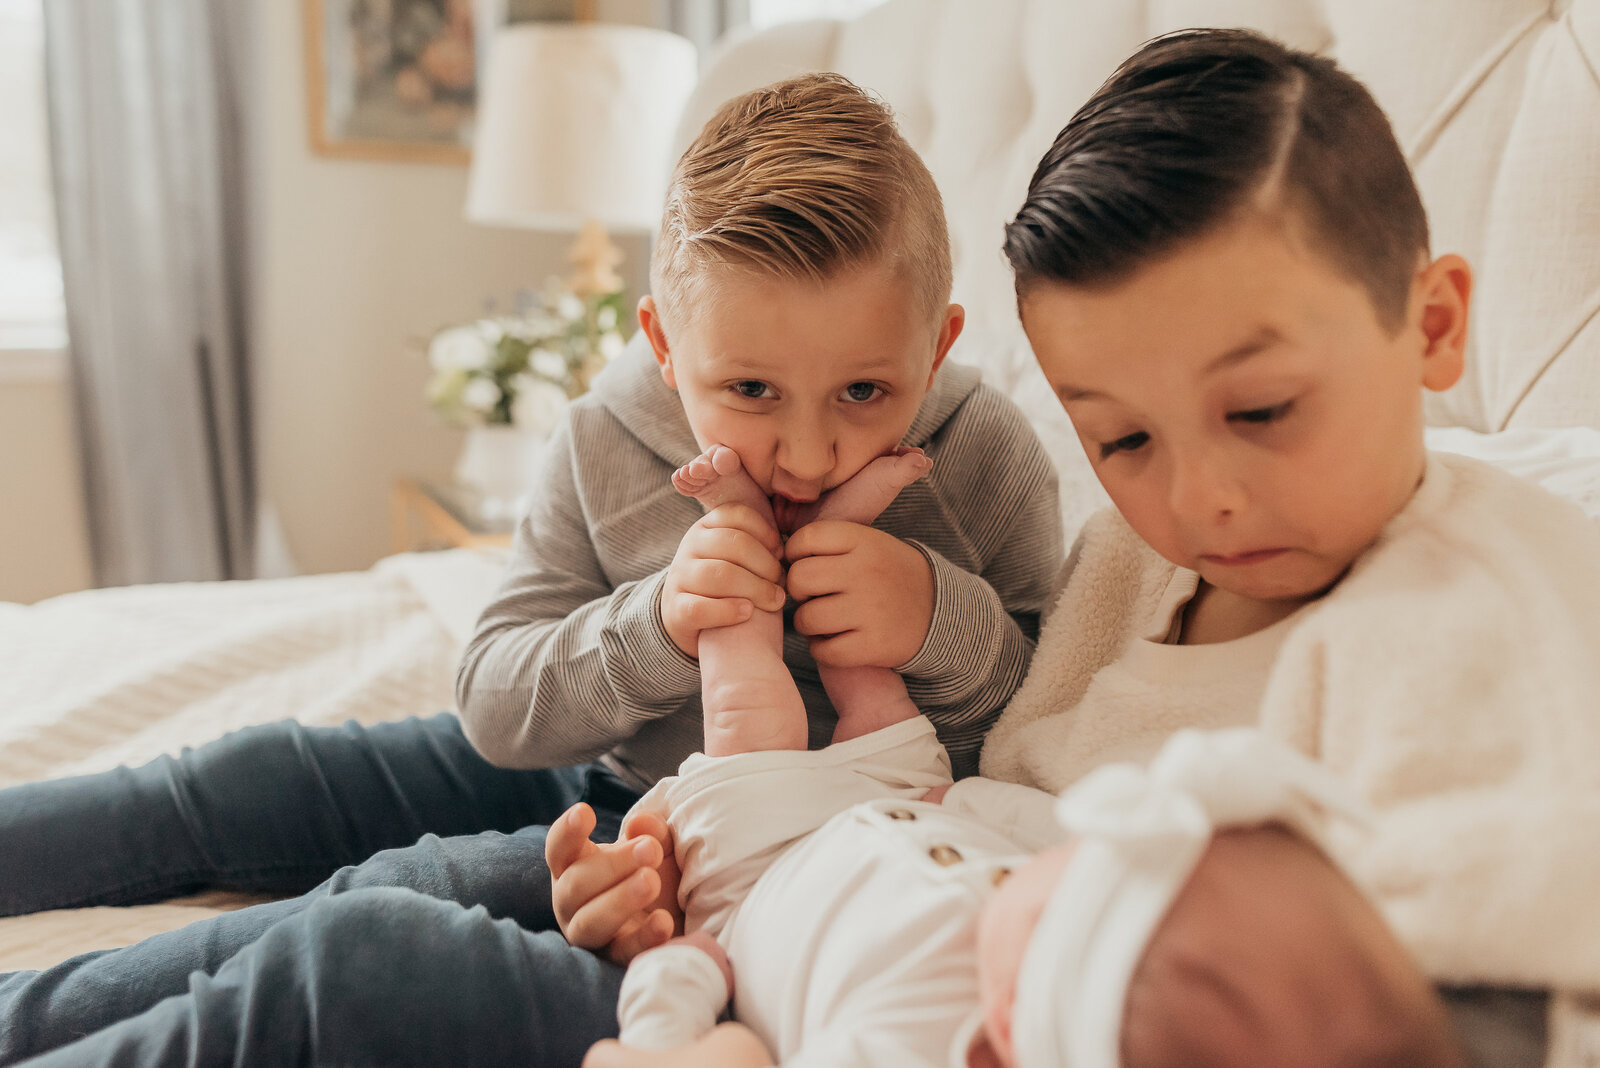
[1021,210,1469,611]
[642,262,963,530]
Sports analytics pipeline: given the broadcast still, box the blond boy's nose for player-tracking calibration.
[777,429,833,483]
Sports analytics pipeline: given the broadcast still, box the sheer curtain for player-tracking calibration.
[43,0,256,586]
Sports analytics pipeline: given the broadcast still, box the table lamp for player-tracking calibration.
[465,18,699,297]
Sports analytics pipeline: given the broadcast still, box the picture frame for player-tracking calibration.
[303,0,480,164]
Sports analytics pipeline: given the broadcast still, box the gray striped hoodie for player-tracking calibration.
[456,334,1063,787]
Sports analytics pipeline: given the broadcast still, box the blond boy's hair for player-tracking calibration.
[650,72,951,332]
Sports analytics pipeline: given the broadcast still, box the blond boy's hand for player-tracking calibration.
[548,803,683,966]
[783,520,933,669]
[662,503,786,659]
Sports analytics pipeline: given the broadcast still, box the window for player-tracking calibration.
[0,0,67,353]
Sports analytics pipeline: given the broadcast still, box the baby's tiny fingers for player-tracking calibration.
[621,809,672,849]
[607,909,675,966]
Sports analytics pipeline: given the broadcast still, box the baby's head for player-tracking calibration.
[1122,826,1464,1067]
[639,73,964,506]
[969,729,1466,1067]
[972,827,1463,1068]
[1004,29,1472,614]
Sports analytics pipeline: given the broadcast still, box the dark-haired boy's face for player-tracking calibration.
[1021,211,1468,617]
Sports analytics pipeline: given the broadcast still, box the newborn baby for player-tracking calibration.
[585,447,1464,1068]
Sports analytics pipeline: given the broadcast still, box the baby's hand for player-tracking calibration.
[784,522,933,668]
[662,504,786,659]
[548,803,683,965]
[584,1023,775,1068]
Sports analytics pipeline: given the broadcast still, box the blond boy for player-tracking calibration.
[0,74,1059,1067]
[542,73,1062,967]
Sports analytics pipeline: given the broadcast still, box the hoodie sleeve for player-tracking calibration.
[1258,455,1600,990]
[895,384,1065,778]
[454,412,703,771]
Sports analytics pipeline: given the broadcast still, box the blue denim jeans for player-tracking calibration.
[0,713,638,1067]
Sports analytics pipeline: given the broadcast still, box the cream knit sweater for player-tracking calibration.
[982,451,1600,990]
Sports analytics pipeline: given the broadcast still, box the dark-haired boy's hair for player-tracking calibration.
[1004,28,1428,330]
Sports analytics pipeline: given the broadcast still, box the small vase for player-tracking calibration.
[453,424,550,522]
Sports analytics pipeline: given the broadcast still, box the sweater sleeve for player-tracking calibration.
[1258,462,1600,990]
[1268,613,1600,991]
[454,419,702,770]
[941,776,1067,852]
[896,386,1065,778]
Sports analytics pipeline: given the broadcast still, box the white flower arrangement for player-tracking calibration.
[425,280,628,434]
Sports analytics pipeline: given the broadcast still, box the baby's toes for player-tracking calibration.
[895,452,933,480]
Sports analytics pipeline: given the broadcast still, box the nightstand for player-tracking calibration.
[391,477,517,552]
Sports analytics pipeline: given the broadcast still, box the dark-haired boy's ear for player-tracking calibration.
[928,303,966,387]
[637,295,678,390]
[1415,254,1471,394]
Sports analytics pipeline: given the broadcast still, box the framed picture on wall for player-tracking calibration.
[303,0,480,164]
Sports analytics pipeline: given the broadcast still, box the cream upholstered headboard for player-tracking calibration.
[674,0,1600,531]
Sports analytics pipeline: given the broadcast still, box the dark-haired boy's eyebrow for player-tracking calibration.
[1056,327,1285,403]
[1204,327,1283,374]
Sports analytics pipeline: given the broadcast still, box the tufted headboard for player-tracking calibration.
[674,0,1600,535]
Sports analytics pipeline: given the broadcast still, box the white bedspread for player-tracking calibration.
[0,547,510,971]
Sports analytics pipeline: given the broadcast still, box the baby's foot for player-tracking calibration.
[673,445,776,527]
[812,447,933,527]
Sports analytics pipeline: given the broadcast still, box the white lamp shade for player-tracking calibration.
[466,23,698,234]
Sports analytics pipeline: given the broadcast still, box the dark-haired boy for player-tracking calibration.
[984,25,1600,1009]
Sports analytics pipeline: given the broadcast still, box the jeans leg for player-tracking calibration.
[0,712,581,915]
[0,750,640,1063]
[0,831,541,1064]
[1439,985,1548,1068]
[13,888,627,1068]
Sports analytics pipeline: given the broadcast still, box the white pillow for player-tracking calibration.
[1426,426,1600,523]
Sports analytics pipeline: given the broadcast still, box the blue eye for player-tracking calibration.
[843,382,880,403]
[1098,431,1149,460]
[734,381,771,399]
[1229,401,1293,425]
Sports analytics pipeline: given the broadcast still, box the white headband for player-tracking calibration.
[1010,727,1370,1068]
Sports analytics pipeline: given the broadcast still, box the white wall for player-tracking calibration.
[254,0,649,575]
[0,356,92,603]
[0,2,661,597]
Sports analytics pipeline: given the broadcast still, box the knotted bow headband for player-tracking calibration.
[1010,727,1369,1068]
